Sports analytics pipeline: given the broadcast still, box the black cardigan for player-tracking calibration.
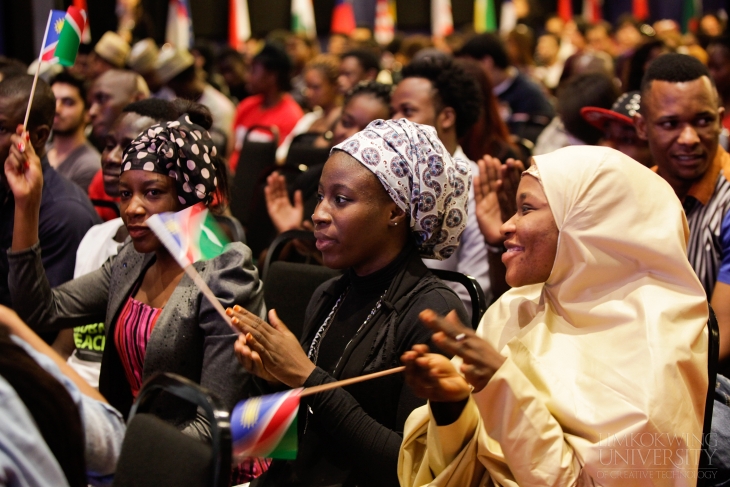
[253,245,469,487]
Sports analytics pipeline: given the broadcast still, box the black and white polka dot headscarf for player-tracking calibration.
[332,118,471,260]
[121,114,218,206]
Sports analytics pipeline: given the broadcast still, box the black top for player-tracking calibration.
[314,247,409,374]
[252,243,469,487]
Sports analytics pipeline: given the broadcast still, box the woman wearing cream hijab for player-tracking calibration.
[398,145,709,486]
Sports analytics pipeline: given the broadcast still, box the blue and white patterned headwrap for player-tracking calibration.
[332,118,471,260]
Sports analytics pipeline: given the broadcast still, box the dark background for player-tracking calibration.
[2,0,730,64]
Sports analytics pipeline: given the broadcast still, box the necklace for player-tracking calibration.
[307,287,388,373]
[303,286,388,435]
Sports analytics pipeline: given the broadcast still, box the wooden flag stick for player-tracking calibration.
[300,366,405,397]
[23,11,54,132]
[182,264,238,333]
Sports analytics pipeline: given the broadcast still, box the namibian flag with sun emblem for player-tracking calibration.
[41,7,86,67]
[231,389,301,460]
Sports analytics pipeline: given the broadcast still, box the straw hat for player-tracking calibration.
[94,31,130,68]
[155,44,194,84]
[129,38,159,75]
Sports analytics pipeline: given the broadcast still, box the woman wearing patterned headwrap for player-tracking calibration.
[4,116,265,440]
[229,118,470,487]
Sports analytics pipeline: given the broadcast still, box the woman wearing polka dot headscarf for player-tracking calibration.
[5,115,265,442]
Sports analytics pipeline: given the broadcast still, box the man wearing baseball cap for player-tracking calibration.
[581,91,652,167]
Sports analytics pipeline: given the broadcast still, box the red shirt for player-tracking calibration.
[87,169,120,222]
[229,93,303,172]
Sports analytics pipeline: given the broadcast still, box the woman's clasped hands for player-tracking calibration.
[228,306,315,388]
[402,310,506,403]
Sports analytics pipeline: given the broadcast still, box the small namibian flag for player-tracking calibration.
[41,7,87,67]
[231,389,301,460]
[146,202,229,268]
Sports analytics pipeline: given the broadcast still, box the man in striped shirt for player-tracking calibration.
[635,53,730,369]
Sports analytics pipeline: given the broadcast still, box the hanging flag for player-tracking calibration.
[72,0,91,43]
[229,0,251,49]
[582,0,602,23]
[374,0,396,45]
[291,0,317,39]
[474,0,497,33]
[632,0,649,21]
[681,0,700,33]
[41,8,87,67]
[231,389,302,460]
[557,0,572,22]
[165,0,194,49]
[146,203,230,269]
[331,0,356,35]
[431,0,453,37]
[500,0,517,33]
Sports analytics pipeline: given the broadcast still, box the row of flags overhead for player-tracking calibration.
[229,0,356,45]
[227,0,703,52]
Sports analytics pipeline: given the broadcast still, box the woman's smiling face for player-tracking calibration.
[500,174,559,287]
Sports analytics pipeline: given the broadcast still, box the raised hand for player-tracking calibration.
[474,155,504,246]
[419,310,505,393]
[264,172,304,233]
[4,126,42,210]
[497,158,525,223]
[228,306,315,388]
[401,343,472,403]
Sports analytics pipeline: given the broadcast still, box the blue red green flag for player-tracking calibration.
[231,389,302,460]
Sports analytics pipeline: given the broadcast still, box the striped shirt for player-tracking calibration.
[682,147,730,297]
[114,293,163,397]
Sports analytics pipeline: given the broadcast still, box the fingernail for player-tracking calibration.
[233,305,242,312]
[225,308,233,316]
[232,317,239,325]
[17,141,25,153]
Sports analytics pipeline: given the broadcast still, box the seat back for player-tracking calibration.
[431,269,487,329]
[112,373,231,487]
[699,305,720,485]
[229,126,278,228]
[264,261,341,339]
[284,144,331,172]
[214,214,246,244]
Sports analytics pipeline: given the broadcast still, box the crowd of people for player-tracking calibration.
[1,8,730,487]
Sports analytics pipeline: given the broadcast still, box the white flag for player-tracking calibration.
[291,0,317,39]
[431,0,453,38]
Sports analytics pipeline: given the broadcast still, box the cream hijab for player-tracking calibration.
[401,146,709,486]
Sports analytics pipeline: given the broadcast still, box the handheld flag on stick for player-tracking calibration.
[146,203,235,329]
[231,366,405,460]
[24,7,87,132]
[41,8,87,67]
[232,389,301,460]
